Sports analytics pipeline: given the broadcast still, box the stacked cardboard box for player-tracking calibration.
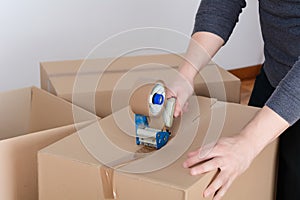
[40,54,241,118]
[0,87,97,200]
[38,96,277,200]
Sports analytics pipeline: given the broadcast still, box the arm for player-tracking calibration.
[168,0,246,117]
[180,0,247,80]
[179,32,224,84]
[183,60,300,197]
[266,57,300,125]
[245,57,300,156]
[167,32,224,117]
[183,106,290,199]
[179,1,300,200]
[183,56,300,200]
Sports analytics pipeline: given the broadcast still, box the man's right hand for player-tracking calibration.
[166,73,194,117]
[166,31,224,117]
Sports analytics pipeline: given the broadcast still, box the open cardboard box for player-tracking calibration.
[0,86,97,200]
[38,96,277,200]
[40,54,240,118]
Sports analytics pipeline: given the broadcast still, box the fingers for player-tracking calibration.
[182,102,189,113]
[187,149,200,158]
[166,89,175,99]
[204,174,224,198]
[212,179,233,200]
[183,136,255,200]
[183,150,217,169]
[183,153,202,169]
[165,88,183,118]
[189,158,222,176]
[173,101,182,118]
[204,171,232,199]
[184,154,234,199]
[187,144,215,158]
[174,101,189,118]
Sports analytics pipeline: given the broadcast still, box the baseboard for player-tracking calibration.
[229,64,262,80]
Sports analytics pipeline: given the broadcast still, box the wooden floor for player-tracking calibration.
[240,79,255,105]
[228,64,261,105]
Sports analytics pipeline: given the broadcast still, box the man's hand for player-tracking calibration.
[166,73,194,117]
[165,31,224,118]
[183,106,289,199]
[183,134,256,199]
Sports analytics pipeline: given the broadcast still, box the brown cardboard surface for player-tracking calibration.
[0,87,97,200]
[38,96,277,200]
[40,54,240,118]
[40,54,183,90]
[195,65,241,103]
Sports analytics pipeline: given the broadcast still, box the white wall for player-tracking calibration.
[0,0,264,92]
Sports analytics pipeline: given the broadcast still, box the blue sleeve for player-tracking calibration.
[266,57,300,125]
[193,0,246,43]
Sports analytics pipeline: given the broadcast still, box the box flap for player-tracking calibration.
[0,87,32,139]
[199,64,240,83]
[39,133,100,165]
[0,86,96,140]
[29,87,96,133]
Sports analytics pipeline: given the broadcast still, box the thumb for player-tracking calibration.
[166,88,176,99]
[173,101,182,118]
[166,89,181,117]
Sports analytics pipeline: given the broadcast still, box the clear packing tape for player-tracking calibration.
[101,82,169,199]
[100,146,155,199]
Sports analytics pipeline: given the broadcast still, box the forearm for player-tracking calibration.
[240,106,289,157]
[245,58,300,155]
[180,0,246,81]
[266,57,300,125]
[179,32,224,81]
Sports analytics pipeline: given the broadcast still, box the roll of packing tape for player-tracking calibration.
[129,82,166,117]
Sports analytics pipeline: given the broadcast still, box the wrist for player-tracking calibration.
[238,130,264,159]
[178,64,196,84]
[239,106,289,156]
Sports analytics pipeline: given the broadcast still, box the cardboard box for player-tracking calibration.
[0,87,97,200]
[38,96,277,200]
[40,54,240,118]
[40,54,183,90]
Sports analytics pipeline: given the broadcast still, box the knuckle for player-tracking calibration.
[218,187,229,198]
[210,179,223,191]
[215,158,224,167]
[184,159,193,167]
[200,164,209,173]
